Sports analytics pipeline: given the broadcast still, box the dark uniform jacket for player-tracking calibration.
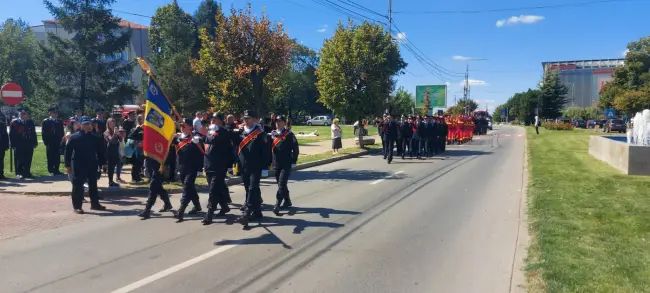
[202,126,236,172]
[9,119,38,148]
[270,128,299,169]
[0,120,9,152]
[384,120,399,140]
[64,131,106,173]
[42,117,65,146]
[398,121,412,139]
[176,134,204,175]
[415,121,426,139]
[237,125,269,172]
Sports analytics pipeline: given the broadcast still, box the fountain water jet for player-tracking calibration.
[628,109,650,146]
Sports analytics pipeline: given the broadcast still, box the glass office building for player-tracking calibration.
[542,59,625,108]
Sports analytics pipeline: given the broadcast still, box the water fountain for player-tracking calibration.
[589,108,650,175]
[628,109,650,146]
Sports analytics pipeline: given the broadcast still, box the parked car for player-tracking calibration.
[573,119,587,128]
[604,119,626,133]
[306,115,332,126]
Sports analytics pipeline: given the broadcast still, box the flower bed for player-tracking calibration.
[542,121,574,131]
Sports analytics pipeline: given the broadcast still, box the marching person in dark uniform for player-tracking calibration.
[42,107,65,175]
[138,157,173,219]
[399,115,413,159]
[165,132,178,182]
[270,115,299,215]
[236,110,269,227]
[426,116,437,157]
[10,108,38,179]
[64,117,106,214]
[211,114,234,205]
[200,113,236,225]
[396,115,405,156]
[384,113,398,163]
[71,108,83,121]
[0,113,8,179]
[173,118,205,223]
[415,116,426,159]
[440,116,448,153]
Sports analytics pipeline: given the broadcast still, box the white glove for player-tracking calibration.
[291,164,297,168]
[192,135,200,144]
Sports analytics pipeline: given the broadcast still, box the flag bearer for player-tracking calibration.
[173,118,205,223]
[201,113,236,225]
[270,115,299,215]
[236,110,269,227]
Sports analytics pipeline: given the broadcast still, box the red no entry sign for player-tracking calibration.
[1,82,24,106]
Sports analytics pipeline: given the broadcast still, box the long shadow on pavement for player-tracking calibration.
[290,169,392,182]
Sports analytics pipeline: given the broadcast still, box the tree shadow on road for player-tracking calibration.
[290,169,392,182]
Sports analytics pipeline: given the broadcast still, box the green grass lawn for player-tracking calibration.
[291,125,379,142]
[525,127,650,292]
[3,133,53,177]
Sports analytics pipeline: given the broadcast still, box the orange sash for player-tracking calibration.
[273,130,290,149]
[238,129,262,155]
[177,137,205,154]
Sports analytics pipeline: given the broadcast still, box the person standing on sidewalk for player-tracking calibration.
[534,115,540,134]
[42,107,65,175]
[65,117,106,214]
[271,115,299,215]
[173,118,205,223]
[103,118,121,187]
[10,108,37,179]
[0,113,8,179]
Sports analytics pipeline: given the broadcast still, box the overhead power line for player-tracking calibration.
[393,0,643,14]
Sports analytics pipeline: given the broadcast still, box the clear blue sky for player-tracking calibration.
[3,0,649,111]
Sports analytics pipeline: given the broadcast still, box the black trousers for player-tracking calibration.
[71,169,100,209]
[400,137,410,158]
[242,169,262,212]
[0,149,5,176]
[45,143,60,174]
[380,135,386,154]
[535,126,539,134]
[440,136,446,152]
[132,154,143,181]
[396,137,403,155]
[206,170,228,210]
[385,138,395,161]
[13,146,33,176]
[274,166,291,203]
[146,168,171,208]
[179,172,200,207]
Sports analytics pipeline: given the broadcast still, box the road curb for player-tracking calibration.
[6,149,375,197]
[509,127,530,293]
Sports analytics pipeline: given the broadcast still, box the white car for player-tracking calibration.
[306,116,332,126]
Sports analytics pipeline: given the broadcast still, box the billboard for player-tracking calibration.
[415,85,447,109]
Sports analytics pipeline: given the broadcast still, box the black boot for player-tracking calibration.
[188,206,202,215]
[281,197,293,209]
[216,205,231,216]
[202,209,215,225]
[158,203,173,213]
[273,199,282,216]
[236,209,250,227]
[138,208,151,219]
[173,204,187,223]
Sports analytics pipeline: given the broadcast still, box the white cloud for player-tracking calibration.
[316,24,328,33]
[452,55,471,61]
[461,79,489,86]
[496,15,545,27]
[396,32,407,40]
[622,49,630,57]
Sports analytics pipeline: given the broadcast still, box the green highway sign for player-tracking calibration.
[415,85,447,109]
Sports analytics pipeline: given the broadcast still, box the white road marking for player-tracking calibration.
[370,170,404,185]
[110,244,238,293]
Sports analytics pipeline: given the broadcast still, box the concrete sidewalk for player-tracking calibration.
[298,135,379,156]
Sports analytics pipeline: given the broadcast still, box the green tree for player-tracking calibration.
[316,20,406,147]
[271,41,325,117]
[613,89,650,115]
[492,104,504,122]
[0,19,38,102]
[598,82,624,110]
[584,106,601,120]
[194,0,220,38]
[149,1,205,116]
[539,71,568,119]
[42,0,137,111]
[389,86,414,116]
[562,106,586,120]
[193,4,292,116]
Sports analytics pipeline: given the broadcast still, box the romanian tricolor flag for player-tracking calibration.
[143,78,176,164]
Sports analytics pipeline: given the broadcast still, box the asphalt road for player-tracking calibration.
[0,126,526,293]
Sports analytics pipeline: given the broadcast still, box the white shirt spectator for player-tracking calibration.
[331,124,342,138]
[193,117,202,133]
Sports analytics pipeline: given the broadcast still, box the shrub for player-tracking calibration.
[542,121,574,131]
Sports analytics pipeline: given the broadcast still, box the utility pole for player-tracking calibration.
[385,0,392,115]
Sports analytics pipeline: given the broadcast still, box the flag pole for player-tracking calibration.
[136,57,183,122]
